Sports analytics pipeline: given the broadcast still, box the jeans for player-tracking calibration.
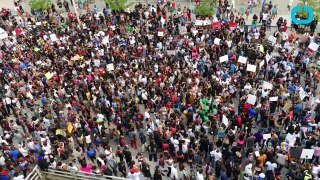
[167,167,171,177]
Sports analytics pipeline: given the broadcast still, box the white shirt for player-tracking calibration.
[245,163,253,176]
[104,149,113,158]
[19,147,29,157]
[85,135,91,144]
[170,137,179,150]
[27,141,35,150]
[262,13,268,20]
[196,172,204,180]
[5,97,11,104]
[0,156,5,166]
[266,161,277,171]
[40,136,50,146]
[171,166,178,179]
[144,111,150,120]
[128,172,141,180]
[13,175,25,180]
[42,144,52,154]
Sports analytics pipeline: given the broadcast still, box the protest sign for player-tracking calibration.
[219,55,228,63]
[106,63,114,71]
[262,81,273,90]
[246,64,257,72]
[238,56,247,64]
[300,149,314,159]
[247,94,257,105]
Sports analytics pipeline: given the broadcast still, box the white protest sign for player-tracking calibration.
[167,50,175,55]
[308,42,319,51]
[204,19,212,26]
[36,22,42,26]
[219,55,228,63]
[238,56,247,64]
[263,133,271,140]
[247,94,257,105]
[106,63,114,71]
[259,60,265,69]
[195,20,203,26]
[214,38,221,45]
[269,97,278,101]
[158,31,164,37]
[50,34,58,41]
[300,149,314,159]
[246,64,257,72]
[93,59,101,67]
[268,36,277,44]
[262,81,273,90]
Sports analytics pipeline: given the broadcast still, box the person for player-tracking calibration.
[86,146,96,163]
[128,168,140,180]
[153,165,162,180]
[166,156,174,177]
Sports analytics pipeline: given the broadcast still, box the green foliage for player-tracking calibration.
[105,0,133,11]
[28,0,52,10]
[297,0,320,21]
[195,0,217,17]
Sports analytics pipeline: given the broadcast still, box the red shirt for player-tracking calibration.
[15,27,22,35]
[243,102,251,114]
[171,1,176,7]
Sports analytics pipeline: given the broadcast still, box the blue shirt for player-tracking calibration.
[220,171,227,180]
[0,175,9,180]
[9,149,19,160]
[87,148,95,157]
[249,107,256,117]
[294,103,302,114]
[230,64,236,73]
[288,84,296,92]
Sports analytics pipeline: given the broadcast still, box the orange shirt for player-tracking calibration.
[257,154,267,165]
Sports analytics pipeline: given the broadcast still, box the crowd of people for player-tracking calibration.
[0,0,320,179]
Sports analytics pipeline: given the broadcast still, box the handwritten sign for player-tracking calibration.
[238,56,247,64]
[246,64,257,72]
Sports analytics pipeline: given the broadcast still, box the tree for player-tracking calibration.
[105,0,133,11]
[28,0,52,10]
[297,0,320,21]
[194,0,217,17]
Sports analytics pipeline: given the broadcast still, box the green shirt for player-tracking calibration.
[61,21,66,28]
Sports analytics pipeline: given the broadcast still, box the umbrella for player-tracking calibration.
[56,129,67,137]
[96,118,104,123]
